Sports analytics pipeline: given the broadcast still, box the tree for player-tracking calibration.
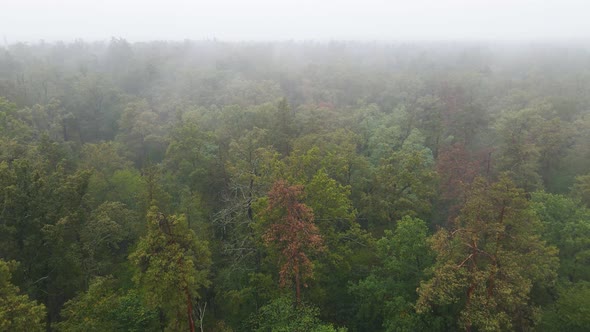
[252,296,346,332]
[270,98,295,156]
[363,131,437,227]
[130,205,211,332]
[303,168,372,325]
[67,73,121,142]
[80,202,140,279]
[350,216,438,332]
[210,129,281,330]
[0,97,33,143]
[539,282,590,332]
[435,142,488,225]
[532,192,590,331]
[0,259,46,332]
[494,108,544,191]
[417,176,558,331]
[80,141,135,207]
[116,100,167,167]
[532,192,590,282]
[56,276,159,332]
[286,129,365,187]
[0,152,92,326]
[572,174,590,207]
[165,118,219,196]
[260,180,324,305]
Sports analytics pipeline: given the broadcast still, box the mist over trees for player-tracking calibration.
[1,39,590,331]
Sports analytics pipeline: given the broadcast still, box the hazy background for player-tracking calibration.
[2,0,589,43]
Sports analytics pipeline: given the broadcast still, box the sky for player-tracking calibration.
[1,0,589,43]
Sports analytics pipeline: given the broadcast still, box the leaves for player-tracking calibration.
[261,180,324,303]
[0,260,46,332]
[417,176,558,331]
[129,205,211,330]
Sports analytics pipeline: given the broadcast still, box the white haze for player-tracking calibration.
[1,0,589,43]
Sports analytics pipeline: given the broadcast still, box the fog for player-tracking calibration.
[2,0,590,43]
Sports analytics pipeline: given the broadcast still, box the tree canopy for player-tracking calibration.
[1,40,589,331]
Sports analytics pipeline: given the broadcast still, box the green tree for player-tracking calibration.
[56,276,158,332]
[417,176,558,331]
[363,131,437,228]
[571,174,590,207]
[303,168,372,325]
[494,108,544,191]
[116,100,167,167]
[80,202,140,280]
[0,259,46,331]
[270,98,295,156]
[253,296,346,332]
[68,73,121,142]
[0,152,92,325]
[0,97,33,143]
[165,119,218,193]
[350,216,439,332]
[130,205,211,332]
[539,282,590,332]
[164,117,221,214]
[532,192,590,282]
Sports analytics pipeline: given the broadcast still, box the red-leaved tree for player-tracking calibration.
[263,180,324,305]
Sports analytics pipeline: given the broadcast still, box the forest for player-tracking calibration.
[0,39,589,331]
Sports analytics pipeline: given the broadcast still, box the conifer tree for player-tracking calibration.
[262,180,324,305]
[130,205,211,332]
[417,176,558,331]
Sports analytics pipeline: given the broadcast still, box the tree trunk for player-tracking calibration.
[186,287,195,332]
[295,272,301,306]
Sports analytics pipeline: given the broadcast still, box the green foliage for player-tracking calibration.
[303,168,372,325]
[572,174,590,207]
[363,134,437,226]
[305,168,355,229]
[252,296,346,332]
[417,176,558,331]
[129,205,211,331]
[0,151,93,323]
[351,216,438,331]
[0,259,46,332]
[0,97,33,142]
[116,100,167,166]
[495,108,544,191]
[81,202,140,278]
[539,282,590,332]
[56,276,158,332]
[532,192,590,282]
[287,129,365,187]
[165,119,219,194]
[494,103,575,192]
[271,98,295,156]
[2,41,590,331]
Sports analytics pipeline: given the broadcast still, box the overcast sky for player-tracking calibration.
[1,0,589,43]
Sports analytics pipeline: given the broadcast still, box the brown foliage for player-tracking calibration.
[263,180,324,304]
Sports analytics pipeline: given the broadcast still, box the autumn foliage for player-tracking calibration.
[263,180,324,304]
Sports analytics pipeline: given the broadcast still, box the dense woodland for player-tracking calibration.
[1,39,590,331]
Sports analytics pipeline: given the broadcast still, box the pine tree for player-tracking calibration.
[417,176,558,331]
[262,180,324,305]
[130,205,211,332]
